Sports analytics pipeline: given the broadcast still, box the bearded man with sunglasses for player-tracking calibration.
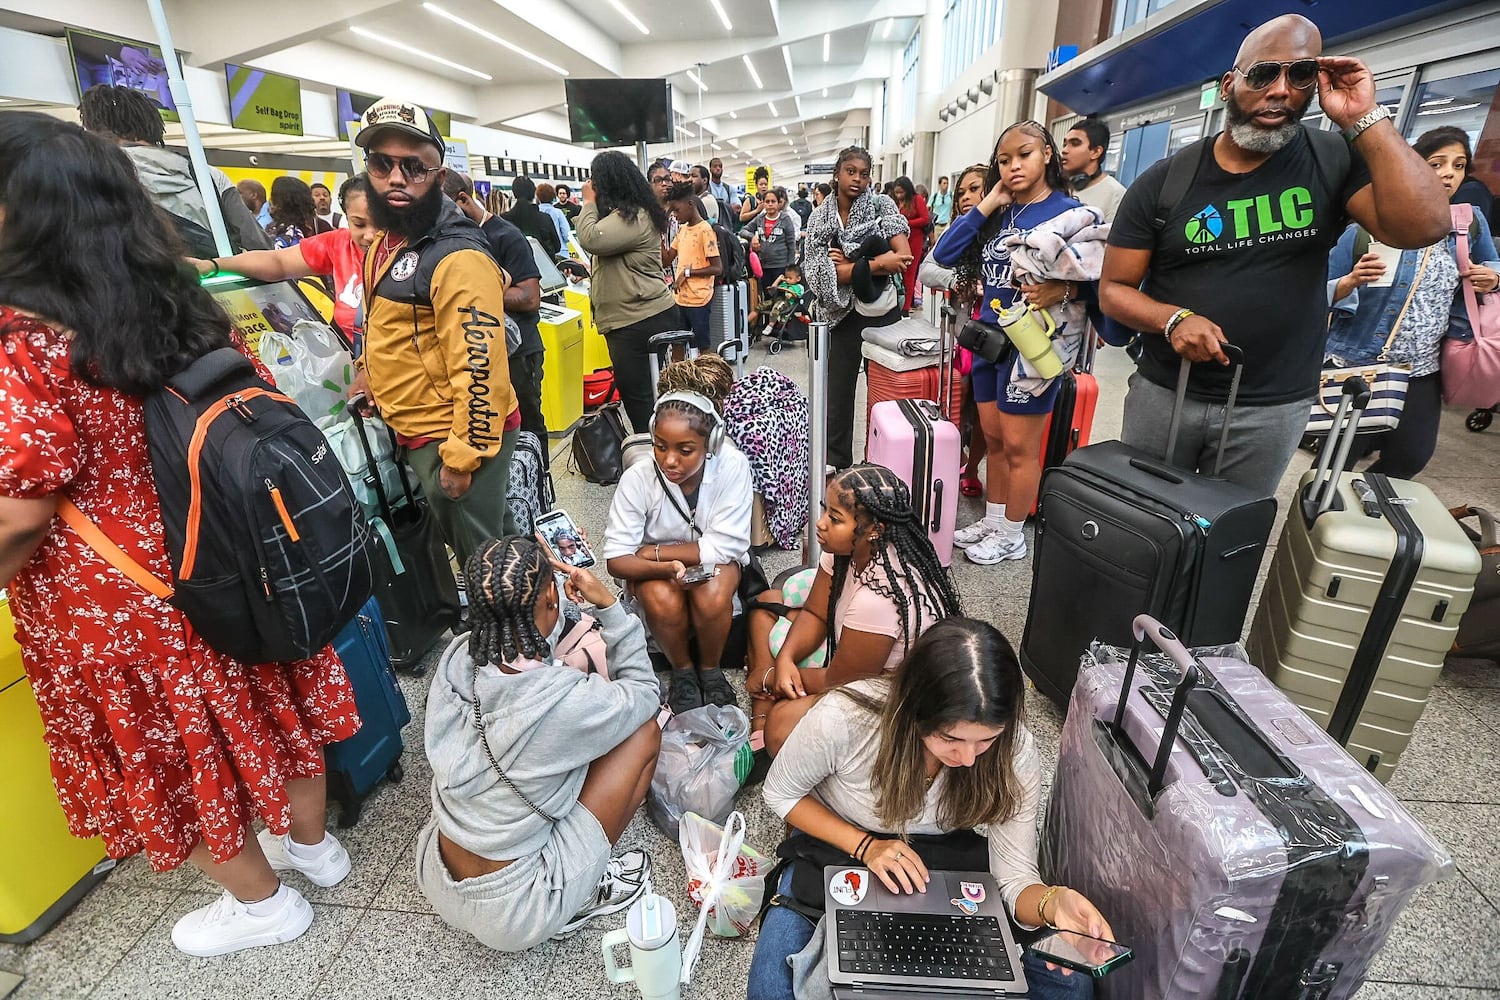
[1101,14,1449,495]
[350,98,521,564]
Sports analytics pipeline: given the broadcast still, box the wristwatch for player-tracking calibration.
[1343,105,1391,143]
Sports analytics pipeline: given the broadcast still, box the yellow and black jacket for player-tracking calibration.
[360,201,517,473]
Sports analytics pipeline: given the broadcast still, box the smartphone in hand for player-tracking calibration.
[535,509,596,569]
[680,563,718,585]
[1028,931,1133,978]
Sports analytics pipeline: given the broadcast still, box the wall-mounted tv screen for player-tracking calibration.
[68,27,179,122]
[565,78,672,146]
[336,89,378,140]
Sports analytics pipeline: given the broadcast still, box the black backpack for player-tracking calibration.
[165,209,223,259]
[712,221,748,284]
[144,348,373,662]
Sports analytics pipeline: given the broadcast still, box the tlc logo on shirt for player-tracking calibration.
[1183,185,1319,254]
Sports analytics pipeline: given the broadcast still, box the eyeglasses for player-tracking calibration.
[1234,59,1319,92]
[365,152,438,183]
[650,174,670,185]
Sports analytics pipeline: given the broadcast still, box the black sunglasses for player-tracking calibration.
[365,151,438,182]
[1234,58,1319,91]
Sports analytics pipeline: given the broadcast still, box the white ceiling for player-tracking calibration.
[0,0,925,177]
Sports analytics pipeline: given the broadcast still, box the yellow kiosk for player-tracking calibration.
[565,284,612,374]
[538,301,585,435]
[0,595,111,942]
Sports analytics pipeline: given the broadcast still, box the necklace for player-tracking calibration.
[1005,188,1051,230]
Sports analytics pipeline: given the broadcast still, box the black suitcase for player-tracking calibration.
[351,412,462,673]
[1020,347,1276,704]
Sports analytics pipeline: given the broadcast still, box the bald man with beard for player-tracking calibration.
[1099,13,1449,495]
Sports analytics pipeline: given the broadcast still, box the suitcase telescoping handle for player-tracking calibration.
[1165,343,1244,476]
[350,408,396,527]
[1307,375,1372,517]
[1115,614,1203,799]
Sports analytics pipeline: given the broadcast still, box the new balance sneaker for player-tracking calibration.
[964,530,1028,565]
[954,518,999,549]
[667,670,704,716]
[171,885,313,957]
[257,829,352,888]
[554,849,653,937]
[697,667,738,708]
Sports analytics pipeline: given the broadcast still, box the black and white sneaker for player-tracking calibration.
[553,849,652,937]
[697,667,738,708]
[667,671,704,716]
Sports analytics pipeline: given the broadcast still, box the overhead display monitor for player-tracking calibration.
[565,78,672,146]
[67,28,179,122]
[224,64,303,135]
[336,89,378,139]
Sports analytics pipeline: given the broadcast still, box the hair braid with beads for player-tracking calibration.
[825,465,962,662]
[464,536,553,667]
[653,352,735,442]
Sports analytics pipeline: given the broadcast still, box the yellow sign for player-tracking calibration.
[217,166,347,193]
[208,282,327,356]
[744,166,771,193]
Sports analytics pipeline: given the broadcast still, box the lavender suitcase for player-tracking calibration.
[866,398,961,566]
[1042,615,1452,1000]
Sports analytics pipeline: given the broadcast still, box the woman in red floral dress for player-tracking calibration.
[0,112,363,957]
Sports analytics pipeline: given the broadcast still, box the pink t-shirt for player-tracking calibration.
[818,550,933,673]
[296,229,364,338]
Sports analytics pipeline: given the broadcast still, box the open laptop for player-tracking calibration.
[824,866,1028,998]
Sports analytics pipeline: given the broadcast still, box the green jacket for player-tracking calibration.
[575,202,676,334]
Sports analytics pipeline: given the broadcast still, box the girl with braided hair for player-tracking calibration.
[603,354,753,716]
[417,536,661,952]
[748,465,961,755]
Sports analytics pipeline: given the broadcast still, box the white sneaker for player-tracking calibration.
[965,531,1028,565]
[171,886,313,957]
[257,829,352,888]
[553,849,652,938]
[954,518,998,549]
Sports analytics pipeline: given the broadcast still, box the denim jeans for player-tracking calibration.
[746,870,1094,1000]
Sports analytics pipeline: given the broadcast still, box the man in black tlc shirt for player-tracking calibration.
[1100,13,1450,494]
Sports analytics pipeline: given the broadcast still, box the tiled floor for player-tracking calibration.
[4,324,1500,999]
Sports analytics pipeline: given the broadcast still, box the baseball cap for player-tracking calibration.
[354,98,444,154]
[668,159,691,177]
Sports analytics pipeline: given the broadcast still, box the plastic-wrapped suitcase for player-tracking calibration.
[1043,615,1454,1000]
[507,430,556,536]
[350,411,462,672]
[1247,380,1481,780]
[1021,346,1275,704]
[325,596,410,826]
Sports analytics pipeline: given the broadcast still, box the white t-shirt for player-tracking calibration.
[1074,173,1127,222]
[763,679,1045,924]
[602,441,754,567]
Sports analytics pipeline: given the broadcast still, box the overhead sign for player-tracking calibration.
[1046,45,1079,74]
[804,162,836,176]
[224,64,303,135]
[745,166,771,189]
[443,137,470,174]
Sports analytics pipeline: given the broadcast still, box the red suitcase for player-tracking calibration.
[863,347,961,431]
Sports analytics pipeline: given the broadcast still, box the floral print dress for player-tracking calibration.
[0,309,361,871]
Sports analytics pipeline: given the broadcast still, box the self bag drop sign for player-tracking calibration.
[224,64,304,136]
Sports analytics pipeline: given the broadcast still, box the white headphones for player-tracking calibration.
[650,390,726,455]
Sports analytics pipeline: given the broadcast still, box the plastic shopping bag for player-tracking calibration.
[647,704,751,839]
[259,319,355,421]
[680,811,770,940]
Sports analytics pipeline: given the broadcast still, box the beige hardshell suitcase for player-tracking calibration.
[1247,380,1481,780]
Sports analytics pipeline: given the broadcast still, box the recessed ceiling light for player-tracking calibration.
[787,139,794,146]
[780,125,788,134]
[767,101,778,116]
[425,4,567,76]
[350,26,492,80]
[707,0,732,30]
[882,18,894,39]
[685,68,707,91]
[676,124,695,137]
[729,110,738,119]
[742,55,763,89]
[822,88,828,97]
[605,0,650,35]
[823,33,830,62]
[711,143,723,150]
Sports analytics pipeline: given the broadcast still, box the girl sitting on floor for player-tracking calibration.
[748,464,961,753]
[748,618,1112,1000]
[603,353,754,716]
[418,537,661,952]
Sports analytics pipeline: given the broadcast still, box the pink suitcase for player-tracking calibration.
[866,399,961,566]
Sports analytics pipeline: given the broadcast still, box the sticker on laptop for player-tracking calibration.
[829,869,868,906]
[951,897,980,915]
[960,881,986,903]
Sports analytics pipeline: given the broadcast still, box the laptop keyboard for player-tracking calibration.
[835,909,1014,981]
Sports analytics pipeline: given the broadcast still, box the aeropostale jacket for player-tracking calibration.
[360,201,518,474]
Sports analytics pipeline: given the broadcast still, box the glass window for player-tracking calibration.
[901,30,920,126]
[1167,115,1204,156]
[1404,68,1498,149]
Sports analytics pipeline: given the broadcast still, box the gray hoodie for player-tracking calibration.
[122,145,273,251]
[425,600,658,860]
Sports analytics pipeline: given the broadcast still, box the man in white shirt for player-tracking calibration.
[311,181,347,229]
[1061,118,1128,222]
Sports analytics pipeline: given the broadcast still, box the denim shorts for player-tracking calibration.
[970,352,1062,415]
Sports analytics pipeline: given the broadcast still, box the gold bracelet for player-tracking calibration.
[1036,885,1063,929]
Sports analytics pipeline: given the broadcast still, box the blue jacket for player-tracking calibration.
[1326,214,1498,361]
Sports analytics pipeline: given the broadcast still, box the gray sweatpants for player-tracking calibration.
[1120,371,1309,497]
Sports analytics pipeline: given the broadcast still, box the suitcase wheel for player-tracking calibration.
[387,761,405,784]
[768,339,783,355]
[1468,409,1494,433]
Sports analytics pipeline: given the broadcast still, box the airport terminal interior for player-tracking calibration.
[1,0,1500,997]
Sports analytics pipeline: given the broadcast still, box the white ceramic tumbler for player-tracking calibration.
[601,893,681,1000]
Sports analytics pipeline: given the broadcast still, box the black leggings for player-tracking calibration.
[1342,371,1443,479]
[604,303,685,433]
[826,306,901,469]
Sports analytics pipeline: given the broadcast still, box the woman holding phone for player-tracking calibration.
[603,354,752,715]
[749,618,1111,1000]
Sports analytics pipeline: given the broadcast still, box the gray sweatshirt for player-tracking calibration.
[424,601,658,860]
[122,145,273,252]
